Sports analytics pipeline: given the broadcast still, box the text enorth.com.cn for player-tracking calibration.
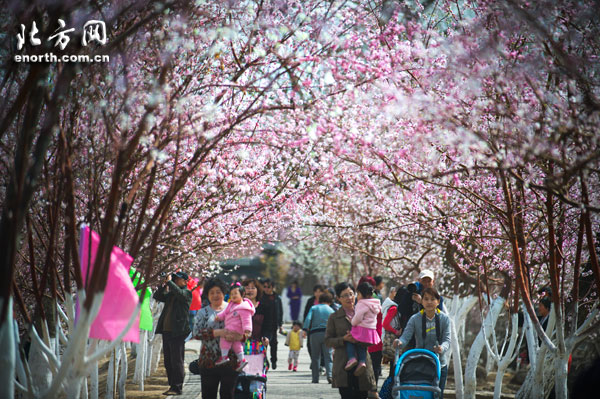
[14,53,110,63]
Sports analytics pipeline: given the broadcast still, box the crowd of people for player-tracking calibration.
[152,270,452,398]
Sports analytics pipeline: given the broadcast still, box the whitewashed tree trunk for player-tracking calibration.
[535,306,556,399]
[118,342,127,399]
[149,334,162,375]
[9,286,142,399]
[517,304,557,399]
[28,330,53,394]
[464,296,505,399]
[456,296,478,344]
[523,307,538,372]
[14,321,33,399]
[147,302,162,376]
[444,295,477,399]
[0,297,16,399]
[88,340,99,399]
[145,335,153,378]
[89,365,99,399]
[106,346,120,399]
[554,351,569,399]
[485,348,494,375]
[38,291,139,399]
[81,376,88,399]
[492,313,522,399]
[450,318,464,399]
[133,330,146,390]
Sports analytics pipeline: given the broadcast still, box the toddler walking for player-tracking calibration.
[215,284,255,372]
[284,320,304,371]
[345,282,381,376]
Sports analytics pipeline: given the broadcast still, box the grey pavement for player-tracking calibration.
[174,323,384,398]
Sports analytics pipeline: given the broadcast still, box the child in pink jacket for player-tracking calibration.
[345,282,381,376]
[215,284,255,371]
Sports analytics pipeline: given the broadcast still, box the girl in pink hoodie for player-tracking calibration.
[345,282,381,376]
[215,284,255,371]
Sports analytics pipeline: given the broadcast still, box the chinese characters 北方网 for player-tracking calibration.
[17,19,107,50]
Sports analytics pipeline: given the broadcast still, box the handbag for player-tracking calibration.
[382,330,398,360]
[188,359,200,375]
[382,307,401,360]
[379,375,394,399]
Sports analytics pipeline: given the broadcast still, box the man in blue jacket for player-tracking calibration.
[154,271,192,396]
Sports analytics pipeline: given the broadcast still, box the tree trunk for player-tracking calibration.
[464,297,505,399]
[523,307,538,371]
[134,330,146,390]
[81,376,88,399]
[118,342,127,399]
[28,333,53,394]
[517,303,557,399]
[485,348,494,375]
[106,347,119,399]
[450,317,464,399]
[148,302,163,376]
[554,351,569,399]
[0,297,15,399]
[493,313,521,399]
[149,334,162,375]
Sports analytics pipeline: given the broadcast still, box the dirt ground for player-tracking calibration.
[444,365,522,397]
[96,350,171,399]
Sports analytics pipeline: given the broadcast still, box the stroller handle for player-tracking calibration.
[393,345,401,379]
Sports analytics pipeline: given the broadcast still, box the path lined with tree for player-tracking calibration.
[1,1,599,398]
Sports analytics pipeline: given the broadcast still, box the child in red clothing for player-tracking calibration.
[215,284,255,371]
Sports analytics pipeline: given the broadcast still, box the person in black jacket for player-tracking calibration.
[154,271,193,396]
[260,278,284,369]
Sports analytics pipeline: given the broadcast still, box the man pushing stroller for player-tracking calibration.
[394,287,450,397]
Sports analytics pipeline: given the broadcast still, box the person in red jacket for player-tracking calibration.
[382,287,408,378]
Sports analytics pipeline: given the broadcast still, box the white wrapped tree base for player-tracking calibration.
[464,297,505,399]
[0,297,15,399]
[149,334,162,376]
[133,330,147,390]
[106,346,122,399]
[118,342,127,399]
[28,332,53,394]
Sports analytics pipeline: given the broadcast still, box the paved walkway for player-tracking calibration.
[174,323,378,398]
[168,326,510,399]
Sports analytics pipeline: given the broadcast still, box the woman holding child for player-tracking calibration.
[325,282,378,399]
[193,278,241,399]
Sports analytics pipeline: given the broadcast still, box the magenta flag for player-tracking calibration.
[79,225,140,343]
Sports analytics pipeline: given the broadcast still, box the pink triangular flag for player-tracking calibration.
[79,225,140,343]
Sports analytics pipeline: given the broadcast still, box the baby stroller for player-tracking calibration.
[392,348,441,399]
[234,340,268,399]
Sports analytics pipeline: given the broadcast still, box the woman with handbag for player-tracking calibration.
[382,287,404,378]
[193,278,242,399]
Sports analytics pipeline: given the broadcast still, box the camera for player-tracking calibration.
[159,272,167,278]
[406,283,417,294]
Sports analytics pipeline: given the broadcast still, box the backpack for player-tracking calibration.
[420,309,441,344]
